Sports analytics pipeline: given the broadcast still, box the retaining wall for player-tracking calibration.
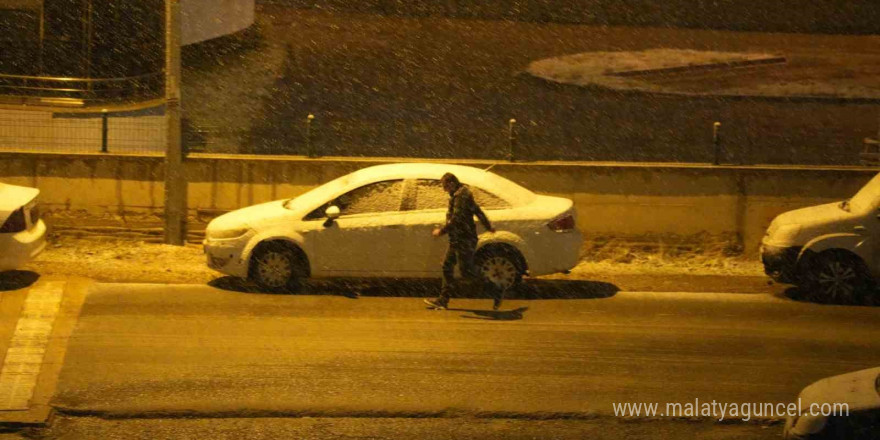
[1,152,877,253]
[263,0,880,35]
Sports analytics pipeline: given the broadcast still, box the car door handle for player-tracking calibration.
[854,225,867,232]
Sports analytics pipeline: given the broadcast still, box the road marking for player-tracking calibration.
[0,281,64,411]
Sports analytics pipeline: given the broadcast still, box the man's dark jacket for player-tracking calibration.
[440,185,492,247]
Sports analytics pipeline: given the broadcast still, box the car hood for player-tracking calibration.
[799,367,880,412]
[0,183,39,224]
[208,200,288,231]
[772,202,855,229]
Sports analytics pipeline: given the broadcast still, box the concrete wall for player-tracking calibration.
[269,0,880,34]
[1,152,877,253]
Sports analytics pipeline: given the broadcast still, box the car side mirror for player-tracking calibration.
[325,205,341,220]
[323,206,341,228]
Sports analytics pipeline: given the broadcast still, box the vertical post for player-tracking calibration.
[164,0,186,246]
[876,110,880,140]
[38,0,44,74]
[507,118,517,162]
[306,113,315,158]
[712,121,722,165]
[84,0,92,81]
[100,109,108,153]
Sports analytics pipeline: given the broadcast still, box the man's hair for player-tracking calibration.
[441,172,459,186]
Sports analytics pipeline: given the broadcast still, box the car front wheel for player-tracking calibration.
[251,243,302,292]
[801,251,871,304]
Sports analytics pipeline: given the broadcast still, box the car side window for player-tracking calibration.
[471,187,510,209]
[305,180,405,220]
[408,179,511,211]
[414,179,448,210]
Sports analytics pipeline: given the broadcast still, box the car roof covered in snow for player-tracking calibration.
[288,163,538,213]
[346,163,536,204]
[0,182,39,224]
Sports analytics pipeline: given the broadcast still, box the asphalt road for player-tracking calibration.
[31,416,781,440]
[50,282,880,422]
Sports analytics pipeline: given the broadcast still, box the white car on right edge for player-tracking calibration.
[761,172,880,303]
[784,367,880,439]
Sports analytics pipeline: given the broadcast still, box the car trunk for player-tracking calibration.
[0,183,40,226]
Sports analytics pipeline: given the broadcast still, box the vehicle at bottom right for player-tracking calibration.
[784,367,880,439]
[761,172,880,303]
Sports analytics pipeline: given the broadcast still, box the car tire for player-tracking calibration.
[800,251,872,304]
[250,242,304,293]
[475,247,524,293]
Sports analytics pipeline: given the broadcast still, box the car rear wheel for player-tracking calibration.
[475,247,523,292]
[251,242,304,292]
[801,251,871,304]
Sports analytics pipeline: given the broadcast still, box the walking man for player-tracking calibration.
[424,172,503,310]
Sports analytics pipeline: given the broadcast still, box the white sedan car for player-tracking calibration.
[784,367,879,439]
[1,183,47,272]
[204,163,583,291]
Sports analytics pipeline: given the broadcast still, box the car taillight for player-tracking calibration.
[0,208,26,233]
[547,213,575,232]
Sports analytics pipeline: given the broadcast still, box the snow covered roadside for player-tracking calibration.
[19,234,765,286]
[526,48,880,100]
[25,235,217,285]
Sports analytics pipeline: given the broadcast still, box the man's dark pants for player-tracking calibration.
[438,241,502,306]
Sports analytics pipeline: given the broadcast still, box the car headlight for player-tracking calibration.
[209,228,249,240]
[769,224,801,244]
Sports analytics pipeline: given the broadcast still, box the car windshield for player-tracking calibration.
[848,173,880,213]
[283,174,351,210]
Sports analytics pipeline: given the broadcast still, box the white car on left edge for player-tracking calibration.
[0,183,47,272]
[204,163,583,291]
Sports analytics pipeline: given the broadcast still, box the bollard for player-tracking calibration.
[100,109,109,153]
[305,113,315,158]
[507,118,517,162]
[712,121,722,165]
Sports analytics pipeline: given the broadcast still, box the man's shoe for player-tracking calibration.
[424,298,447,310]
[493,298,503,311]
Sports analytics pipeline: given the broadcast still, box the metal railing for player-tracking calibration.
[0,108,867,166]
[0,71,164,107]
[0,108,165,155]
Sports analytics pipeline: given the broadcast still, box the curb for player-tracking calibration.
[522,69,880,105]
[50,406,785,426]
[0,406,54,430]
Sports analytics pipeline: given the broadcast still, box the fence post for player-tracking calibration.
[306,113,315,157]
[507,118,517,161]
[163,0,187,246]
[712,121,722,165]
[100,109,109,153]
